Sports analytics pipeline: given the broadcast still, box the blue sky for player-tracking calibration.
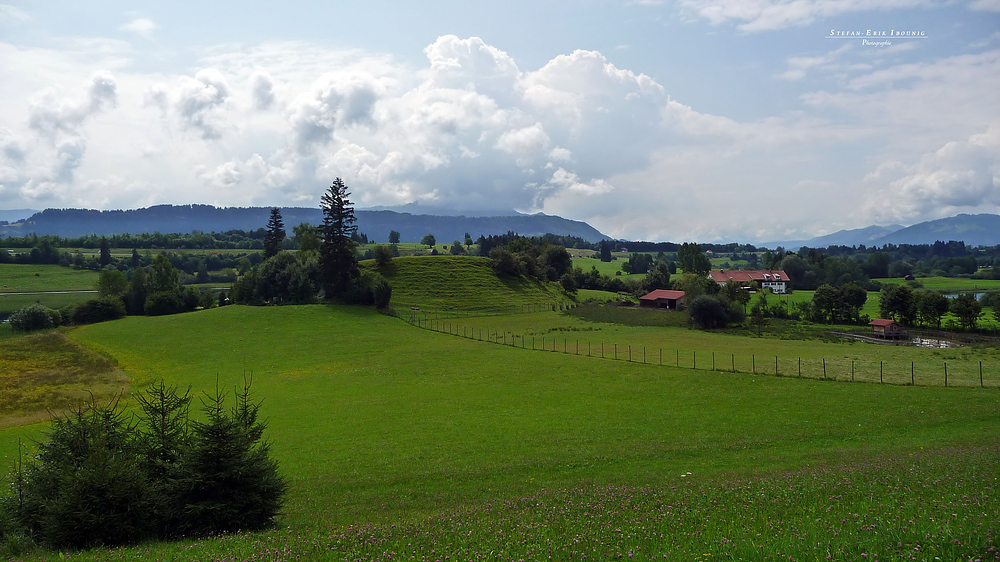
[1,1,998,242]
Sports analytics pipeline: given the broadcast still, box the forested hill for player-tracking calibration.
[8,205,609,243]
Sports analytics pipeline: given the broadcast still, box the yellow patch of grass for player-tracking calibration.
[0,331,129,427]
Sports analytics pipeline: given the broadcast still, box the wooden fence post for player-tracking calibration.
[676,349,679,367]
[752,354,755,374]
[981,361,984,388]
[713,352,715,371]
[880,361,883,384]
[823,358,826,380]
[693,351,696,370]
[945,362,948,387]
[798,357,801,377]
[911,361,914,385]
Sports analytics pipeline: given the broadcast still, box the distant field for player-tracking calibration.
[446,308,1000,387]
[0,264,100,314]
[0,291,96,315]
[875,276,1000,292]
[0,264,99,292]
[571,256,646,280]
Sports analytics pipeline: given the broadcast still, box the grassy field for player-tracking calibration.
[4,258,1000,559]
[433,307,1000,387]
[363,255,572,312]
[571,256,647,280]
[875,276,1000,292]
[0,264,100,314]
[0,264,99,292]
[0,305,997,559]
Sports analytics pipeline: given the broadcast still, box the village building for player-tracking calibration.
[869,318,906,339]
[707,270,790,294]
[638,289,685,310]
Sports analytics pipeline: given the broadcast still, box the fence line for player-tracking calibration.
[389,308,998,389]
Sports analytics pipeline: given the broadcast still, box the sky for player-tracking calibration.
[0,1,998,243]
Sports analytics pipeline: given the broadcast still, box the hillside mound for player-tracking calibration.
[364,255,569,312]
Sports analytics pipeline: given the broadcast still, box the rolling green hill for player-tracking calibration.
[363,255,572,313]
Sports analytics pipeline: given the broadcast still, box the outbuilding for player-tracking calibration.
[869,318,905,339]
[639,289,685,310]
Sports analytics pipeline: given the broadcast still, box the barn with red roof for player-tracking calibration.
[639,289,685,310]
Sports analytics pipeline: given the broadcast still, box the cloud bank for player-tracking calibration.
[1,31,998,242]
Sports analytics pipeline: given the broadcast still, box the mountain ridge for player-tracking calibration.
[1,205,610,244]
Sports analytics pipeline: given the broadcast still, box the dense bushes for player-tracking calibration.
[688,295,745,329]
[9,304,60,332]
[71,296,127,324]
[0,379,286,549]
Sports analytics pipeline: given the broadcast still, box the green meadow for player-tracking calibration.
[0,264,99,293]
[1,256,1000,559]
[875,275,1000,292]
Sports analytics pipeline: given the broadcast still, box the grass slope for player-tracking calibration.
[365,255,570,312]
[42,308,1000,514]
[1,305,999,558]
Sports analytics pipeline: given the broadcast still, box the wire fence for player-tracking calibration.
[389,308,999,389]
[389,302,579,319]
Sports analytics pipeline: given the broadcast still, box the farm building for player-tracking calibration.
[639,289,685,310]
[869,318,906,339]
[707,270,790,294]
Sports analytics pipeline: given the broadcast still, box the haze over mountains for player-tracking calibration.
[5,206,1000,249]
[1,206,609,244]
[760,214,1000,249]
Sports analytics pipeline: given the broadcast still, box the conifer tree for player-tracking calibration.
[263,208,286,260]
[319,178,359,298]
[99,237,112,267]
[177,377,286,536]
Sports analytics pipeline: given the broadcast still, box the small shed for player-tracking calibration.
[639,289,685,310]
[869,318,905,339]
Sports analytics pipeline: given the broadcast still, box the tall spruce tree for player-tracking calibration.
[263,208,286,260]
[99,237,112,267]
[319,178,359,298]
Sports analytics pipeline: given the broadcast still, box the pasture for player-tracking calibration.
[2,258,1000,559]
[570,256,647,280]
[875,275,1000,292]
[0,264,99,293]
[0,264,100,314]
[0,305,1000,559]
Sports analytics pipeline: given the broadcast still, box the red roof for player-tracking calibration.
[639,290,685,301]
[869,319,899,327]
[708,270,790,284]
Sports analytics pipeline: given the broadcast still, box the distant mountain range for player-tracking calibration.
[0,209,39,223]
[0,205,610,244]
[761,214,1000,249]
